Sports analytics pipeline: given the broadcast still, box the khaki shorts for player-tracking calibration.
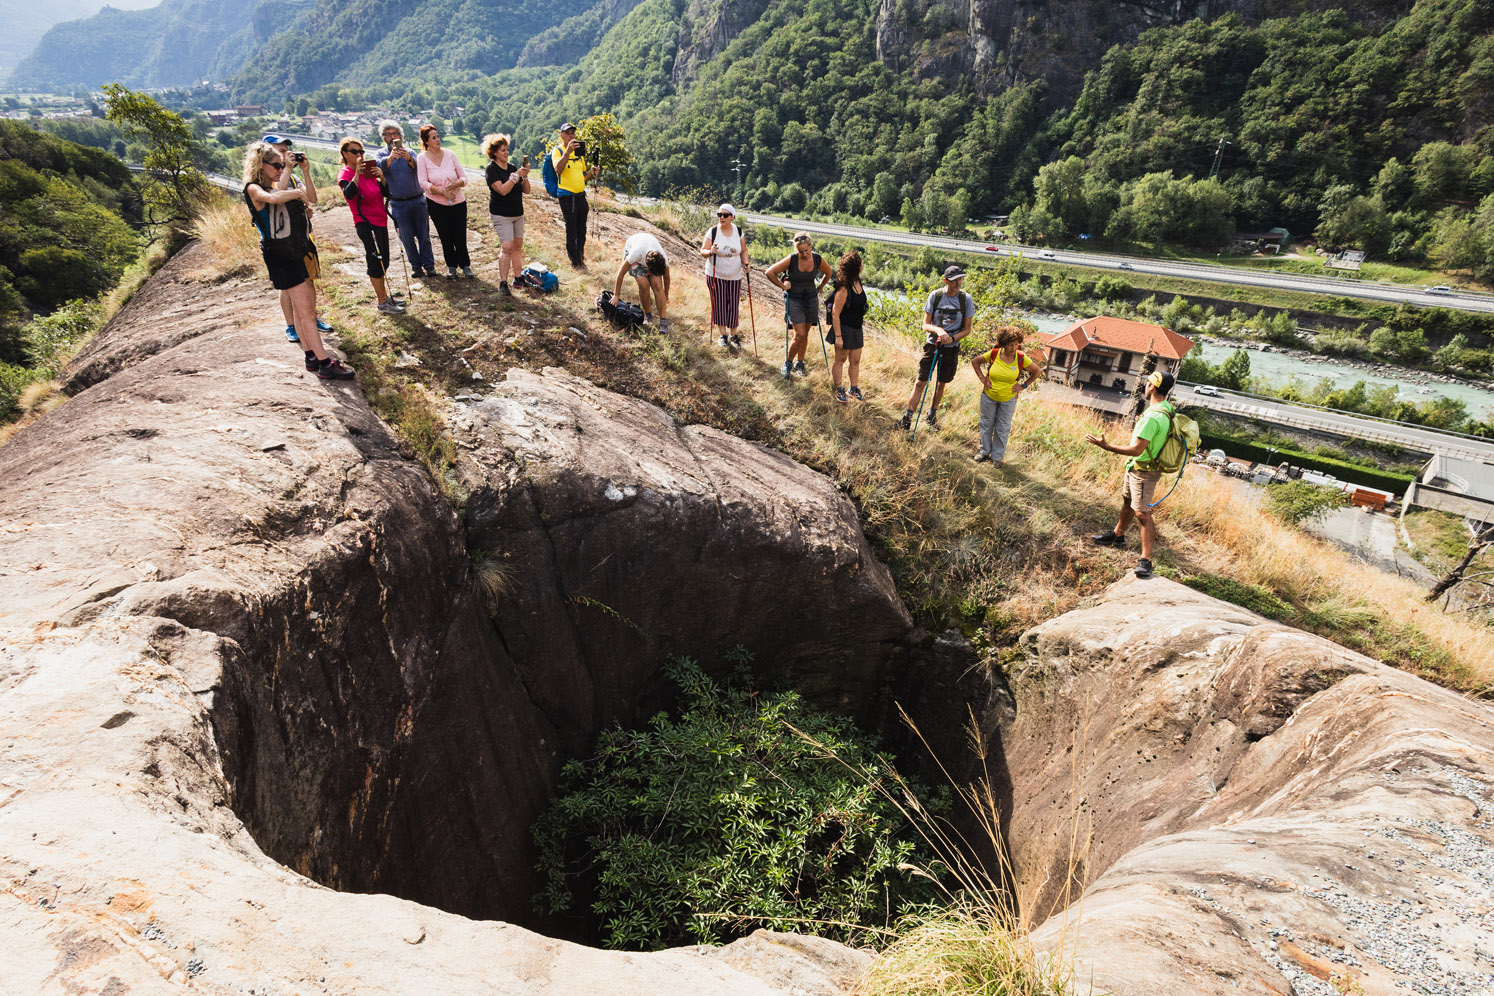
[490,214,524,242]
[1124,468,1163,514]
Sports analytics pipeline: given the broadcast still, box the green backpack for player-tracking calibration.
[1135,402,1200,474]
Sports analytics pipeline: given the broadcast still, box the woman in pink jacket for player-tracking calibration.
[417,124,472,278]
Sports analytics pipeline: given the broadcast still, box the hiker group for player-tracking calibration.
[239,120,1196,577]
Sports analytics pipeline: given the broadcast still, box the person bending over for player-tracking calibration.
[373,120,437,280]
[337,138,403,314]
[970,325,1042,467]
[261,134,332,344]
[1085,370,1179,579]
[241,142,353,380]
[614,232,671,332]
[900,266,973,432]
[827,250,868,403]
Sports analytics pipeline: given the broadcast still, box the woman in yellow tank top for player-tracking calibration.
[970,325,1043,466]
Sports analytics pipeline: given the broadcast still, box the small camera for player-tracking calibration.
[573,140,588,159]
[290,152,307,165]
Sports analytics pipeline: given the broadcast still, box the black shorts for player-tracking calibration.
[828,323,864,351]
[356,221,392,278]
[918,343,960,383]
[262,239,318,291]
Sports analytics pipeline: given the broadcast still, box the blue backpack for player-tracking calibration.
[541,150,560,198]
[517,264,559,293]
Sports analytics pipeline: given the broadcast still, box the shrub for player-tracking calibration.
[1265,480,1347,526]
[532,654,939,950]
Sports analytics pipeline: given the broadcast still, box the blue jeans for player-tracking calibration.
[387,197,435,272]
[979,394,1017,461]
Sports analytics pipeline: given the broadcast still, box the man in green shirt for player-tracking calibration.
[1084,370,1177,578]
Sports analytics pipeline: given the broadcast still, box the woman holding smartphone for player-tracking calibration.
[337,137,403,314]
[482,132,529,297]
[417,125,472,278]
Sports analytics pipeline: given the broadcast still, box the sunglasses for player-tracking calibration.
[718,212,731,217]
[345,147,365,156]
[265,161,284,170]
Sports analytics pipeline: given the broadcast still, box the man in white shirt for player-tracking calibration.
[614,231,672,331]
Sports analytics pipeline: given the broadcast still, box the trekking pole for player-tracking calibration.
[909,371,933,439]
[743,233,757,356]
[814,310,831,379]
[390,211,410,298]
[783,298,792,381]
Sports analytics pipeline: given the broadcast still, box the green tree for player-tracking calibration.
[1266,481,1345,526]
[870,173,899,219]
[578,111,637,193]
[901,196,920,231]
[101,84,206,234]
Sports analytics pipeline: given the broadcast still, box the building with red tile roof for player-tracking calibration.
[1039,316,1194,397]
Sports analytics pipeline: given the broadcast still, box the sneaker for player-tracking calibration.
[1134,557,1154,579]
[1090,531,1125,547]
[304,350,319,371]
[784,361,795,380]
[849,386,864,401]
[720,334,730,349]
[835,387,848,404]
[447,267,458,280]
[285,324,300,343]
[657,318,670,333]
[793,360,807,376]
[899,410,913,431]
[317,358,356,380]
[972,453,990,462]
[499,281,511,297]
[315,318,333,333]
[377,299,404,314]
[729,334,742,349]
[462,267,475,279]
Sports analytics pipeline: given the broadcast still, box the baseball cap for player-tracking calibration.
[943,265,965,280]
[262,134,291,146]
[559,122,576,133]
[1148,370,1176,395]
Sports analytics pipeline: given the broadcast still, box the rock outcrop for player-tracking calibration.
[1008,576,1494,996]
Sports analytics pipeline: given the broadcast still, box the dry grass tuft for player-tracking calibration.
[190,194,261,280]
[856,903,1077,996]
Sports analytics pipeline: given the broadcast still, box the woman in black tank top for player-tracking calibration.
[764,232,834,379]
[828,250,868,403]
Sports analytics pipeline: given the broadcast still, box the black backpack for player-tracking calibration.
[596,290,646,331]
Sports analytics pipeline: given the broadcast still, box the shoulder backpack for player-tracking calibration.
[1134,401,1200,475]
[516,263,559,293]
[596,289,645,330]
[541,150,560,198]
[823,279,841,324]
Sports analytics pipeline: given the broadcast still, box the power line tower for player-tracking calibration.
[1209,138,1233,181]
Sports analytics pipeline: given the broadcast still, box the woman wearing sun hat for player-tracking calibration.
[701,203,747,349]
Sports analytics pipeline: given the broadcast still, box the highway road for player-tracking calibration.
[739,213,1494,316]
[1180,384,1494,464]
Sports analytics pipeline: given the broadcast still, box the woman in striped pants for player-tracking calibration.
[701,203,746,349]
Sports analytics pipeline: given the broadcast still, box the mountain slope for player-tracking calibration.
[8,0,257,88]
[0,0,158,80]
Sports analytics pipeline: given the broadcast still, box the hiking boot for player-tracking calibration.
[899,410,913,431]
[317,358,356,380]
[729,334,742,349]
[719,334,730,349]
[793,360,807,376]
[973,452,990,462]
[285,324,300,343]
[784,360,794,380]
[304,350,319,371]
[377,299,404,314]
[1091,531,1125,547]
[462,267,475,279]
[849,386,864,401]
[925,412,940,432]
[315,318,333,333]
[499,281,511,297]
[835,386,848,404]
[1134,557,1154,579]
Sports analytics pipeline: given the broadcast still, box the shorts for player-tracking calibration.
[828,322,864,351]
[917,343,960,383]
[786,293,818,325]
[490,214,525,242]
[628,261,651,278]
[1124,468,1163,513]
[354,221,391,278]
[262,239,319,290]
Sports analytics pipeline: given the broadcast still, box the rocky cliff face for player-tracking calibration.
[672,0,774,85]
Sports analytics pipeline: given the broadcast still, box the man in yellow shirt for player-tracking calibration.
[552,122,599,267]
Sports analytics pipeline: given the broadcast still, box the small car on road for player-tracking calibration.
[1429,285,1452,294]
[1193,384,1220,396]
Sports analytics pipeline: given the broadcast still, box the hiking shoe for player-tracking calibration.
[285,324,300,343]
[793,360,807,376]
[499,281,511,297]
[973,452,990,462]
[849,386,864,401]
[729,334,742,349]
[925,413,940,432]
[784,361,795,380]
[462,267,475,279]
[447,267,458,280]
[720,334,730,349]
[1091,531,1125,547]
[303,350,319,371]
[1134,557,1154,579]
[315,318,333,333]
[899,410,913,431]
[377,299,404,314]
[835,387,848,404]
[657,318,670,333]
[317,358,356,380]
